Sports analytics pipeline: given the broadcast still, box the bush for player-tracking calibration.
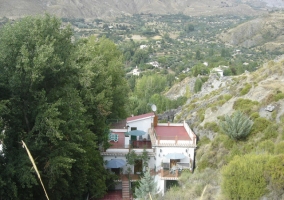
[274,92,284,101]
[262,125,278,141]
[194,78,203,93]
[255,140,275,154]
[204,122,219,132]
[233,98,259,115]
[220,111,253,140]
[223,94,232,101]
[274,141,284,154]
[250,112,260,120]
[240,83,252,96]
[251,117,272,135]
[265,155,284,196]
[221,154,268,200]
[197,136,211,148]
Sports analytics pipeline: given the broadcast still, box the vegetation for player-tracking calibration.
[221,154,268,200]
[135,169,158,199]
[220,111,253,140]
[0,14,129,199]
[1,9,284,200]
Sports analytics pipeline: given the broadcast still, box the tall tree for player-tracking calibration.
[75,36,129,145]
[0,14,114,199]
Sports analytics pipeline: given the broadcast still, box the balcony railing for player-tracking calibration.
[131,140,152,149]
[160,162,192,179]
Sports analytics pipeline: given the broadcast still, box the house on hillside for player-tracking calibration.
[100,112,197,199]
[148,61,160,68]
[211,65,229,77]
[140,45,148,49]
[132,66,140,76]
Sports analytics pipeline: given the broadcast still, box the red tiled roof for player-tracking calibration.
[126,112,155,122]
[155,126,191,140]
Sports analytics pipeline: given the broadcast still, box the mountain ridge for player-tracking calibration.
[0,0,278,20]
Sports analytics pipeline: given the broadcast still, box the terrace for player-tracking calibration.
[149,122,197,147]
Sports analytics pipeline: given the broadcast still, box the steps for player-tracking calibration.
[122,180,130,200]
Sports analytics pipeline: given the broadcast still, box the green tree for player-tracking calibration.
[220,111,253,140]
[195,50,201,60]
[0,14,118,199]
[135,74,167,100]
[135,168,158,199]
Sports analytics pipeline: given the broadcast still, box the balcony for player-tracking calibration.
[131,140,152,149]
[158,162,192,180]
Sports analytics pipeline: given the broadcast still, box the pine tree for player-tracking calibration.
[220,110,253,140]
[135,169,157,199]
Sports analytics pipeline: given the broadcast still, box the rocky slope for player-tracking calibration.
[166,55,284,138]
[219,12,284,51]
[0,0,276,20]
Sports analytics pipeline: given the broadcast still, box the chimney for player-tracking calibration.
[153,114,158,127]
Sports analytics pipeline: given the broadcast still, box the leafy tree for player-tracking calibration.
[132,49,149,65]
[195,50,201,60]
[135,168,158,199]
[184,24,194,32]
[135,74,167,100]
[0,14,123,200]
[220,111,253,140]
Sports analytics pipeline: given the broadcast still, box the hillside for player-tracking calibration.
[219,12,284,52]
[0,0,275,20]
[160,56,284,200]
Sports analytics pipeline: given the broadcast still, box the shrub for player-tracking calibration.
[197,136,211,148]
[233,98,259,115]
[251,117,272,135]
[250,112,260,120]
[240,83,252,96]
[221,154,268,200]
[194,78,203,93]
[204,122,219,132]
[274,92,284,101]
[197,108,205,123]
[274,141,284,154]
[262,125,278,141]
[265,155,284,196]
[255,140,275,154]
[220,111,253,140]
[223,94,232,101]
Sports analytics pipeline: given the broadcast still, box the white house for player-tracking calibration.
[211,65,228,77]
[148,61,160,68]
[140,45,148,49]
[100,112,197,199]
[132,66,140,76]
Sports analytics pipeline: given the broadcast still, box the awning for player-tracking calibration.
[127,130,146,136]
[165,153,185,160]
[106,159,126,168]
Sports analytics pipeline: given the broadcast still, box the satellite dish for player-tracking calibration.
[151,104,157,112]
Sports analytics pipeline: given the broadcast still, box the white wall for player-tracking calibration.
[155,175,165,195]
[127,117,153,140]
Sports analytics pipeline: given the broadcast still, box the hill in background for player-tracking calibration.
[0,0,279,20]
[219,12,284,52]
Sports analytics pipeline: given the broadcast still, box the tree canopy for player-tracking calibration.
[0,14,129,199]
